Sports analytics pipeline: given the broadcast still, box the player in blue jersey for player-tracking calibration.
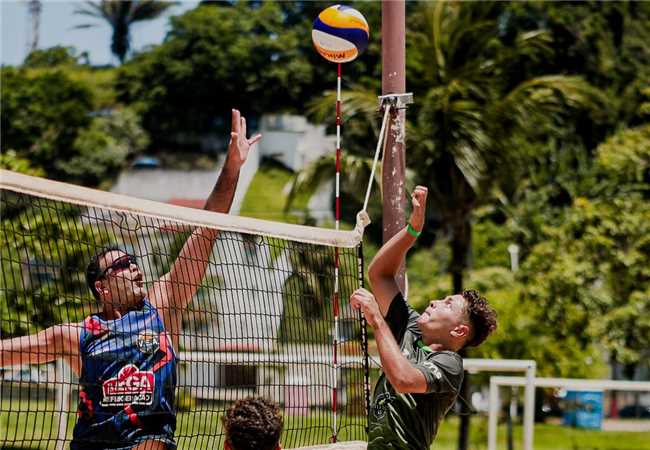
[0,109,261,450]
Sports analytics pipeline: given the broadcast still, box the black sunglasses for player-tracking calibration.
[99,254,138,279]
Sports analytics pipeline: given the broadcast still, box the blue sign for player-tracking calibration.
[563,390,604,430]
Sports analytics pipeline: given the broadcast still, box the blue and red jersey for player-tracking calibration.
[71,299,177,450]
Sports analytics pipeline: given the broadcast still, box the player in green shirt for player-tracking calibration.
[350,185,498,450]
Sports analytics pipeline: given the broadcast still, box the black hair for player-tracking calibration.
[85,245,125,300]
[222,397,283,450]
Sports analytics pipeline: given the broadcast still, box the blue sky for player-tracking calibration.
[1,0,199,66]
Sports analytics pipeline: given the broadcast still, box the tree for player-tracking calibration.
[56,108,150,187]
[74,0,175,64]
[519,124,650,379]
[1,66,145,186]
[115,1,381,152]
[23,46,80,68]
[1,67,94,177]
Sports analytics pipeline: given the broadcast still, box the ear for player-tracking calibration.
[94,279,109,297]
[451,324,470,339]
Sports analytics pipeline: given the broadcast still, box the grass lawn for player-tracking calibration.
[430,416,650,450]
[239,159,310,223]
[3,398,649,450]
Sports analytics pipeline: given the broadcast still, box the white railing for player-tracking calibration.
[488,376,650,450]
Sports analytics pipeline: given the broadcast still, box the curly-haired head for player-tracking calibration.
[462,289,497,347]
[222,397,283,450]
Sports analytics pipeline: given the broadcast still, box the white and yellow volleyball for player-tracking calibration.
[312,5,370,64]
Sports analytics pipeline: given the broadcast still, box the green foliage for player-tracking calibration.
[520,193,650,368]
[596,123,650,186]
[23,46,81,68]
[0,200,109,337]
[56,108,149,186]
[471,217,512,269]
[0,150,45,177]
[1,67,93,178]
[1,62,146,185]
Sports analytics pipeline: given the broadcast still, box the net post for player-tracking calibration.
[55,359,72,450]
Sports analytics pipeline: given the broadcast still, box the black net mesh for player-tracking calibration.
[0,187,369,450]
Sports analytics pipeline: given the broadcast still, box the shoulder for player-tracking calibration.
[427,351,463,376]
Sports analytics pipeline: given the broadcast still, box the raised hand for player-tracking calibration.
[408,185,428,232]
[350,288,383,329]
[227,109,262,169]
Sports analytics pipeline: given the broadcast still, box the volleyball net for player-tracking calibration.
[0,170,370,449]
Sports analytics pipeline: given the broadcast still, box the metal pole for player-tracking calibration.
[488,378,499,450]
[381,0,407,289]
[523,364,536,450]
[55,359,72,450]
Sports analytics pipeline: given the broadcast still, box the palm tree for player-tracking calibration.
[74,0,175,64]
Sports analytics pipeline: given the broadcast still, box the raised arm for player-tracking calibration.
[150,109,261,329]
[350,288,428,393]
[368,186,427,315]
[0,324,81,375]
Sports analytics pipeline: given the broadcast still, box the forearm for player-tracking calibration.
[374,319,426,393]
[203,158,240,214]
[167,228,218,309]
[1,332,57,366]
[368,227,417,278]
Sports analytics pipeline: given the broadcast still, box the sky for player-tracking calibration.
[1,0,199,66]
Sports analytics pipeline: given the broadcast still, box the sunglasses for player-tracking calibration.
[99,254,138,279]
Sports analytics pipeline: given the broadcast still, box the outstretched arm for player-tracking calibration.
[0,324,81,375]
[150,109,261,327]
[368,186,427,315]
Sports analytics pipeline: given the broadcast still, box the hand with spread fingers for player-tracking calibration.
[227,108,262,169]
[350,287,384,329]
[408,185,428,233]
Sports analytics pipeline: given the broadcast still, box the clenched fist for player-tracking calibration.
[408,186,428,232]
[350,288,383,329]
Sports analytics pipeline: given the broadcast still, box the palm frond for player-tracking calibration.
[495,75,608,137]
[285,152,379,212]
[129,0,177,24]
[308,86,379,135]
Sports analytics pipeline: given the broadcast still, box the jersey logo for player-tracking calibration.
[101,364,155,406]
[422,361,443,380]
[84,317,109,337]
[372,392,395,420]
[136,330,160,354]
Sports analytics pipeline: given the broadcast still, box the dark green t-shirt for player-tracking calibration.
[368,293,464,450]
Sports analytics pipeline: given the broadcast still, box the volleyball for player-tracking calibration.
[312,5,369,63]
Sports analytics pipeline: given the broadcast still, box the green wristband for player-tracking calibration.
[407,223,421,238]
